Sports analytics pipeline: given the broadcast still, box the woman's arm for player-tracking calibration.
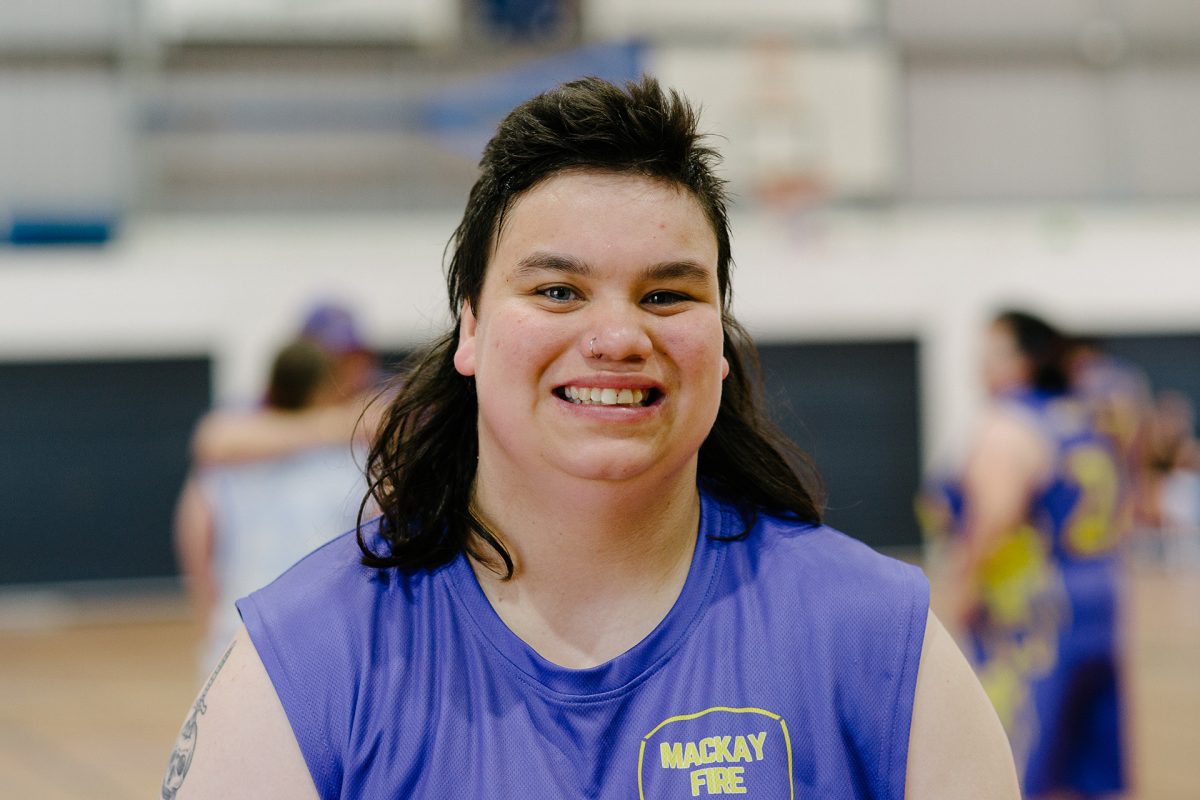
[905,611,1020,799]
[190,397,376,467]
[162,627,319,800]
[941,408,1051,631]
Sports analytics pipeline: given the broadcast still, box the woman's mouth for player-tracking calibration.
[554,385,660,407]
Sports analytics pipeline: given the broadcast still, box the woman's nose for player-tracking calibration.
[582,309,653,364]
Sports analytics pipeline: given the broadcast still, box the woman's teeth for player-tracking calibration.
[563,386,648,406]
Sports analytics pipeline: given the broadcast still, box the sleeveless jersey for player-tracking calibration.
[975,391,1121,657]
[921,390,1126,796]
[201,443,366,670]
[238,489,929,799]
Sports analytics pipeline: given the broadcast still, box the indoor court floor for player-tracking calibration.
[1,561,1198,799]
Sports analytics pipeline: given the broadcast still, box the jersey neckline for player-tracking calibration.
[444,488,730,700]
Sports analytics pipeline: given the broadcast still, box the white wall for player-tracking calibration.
[151,0,460,43]
[647,44,899,200]
[732,206,1200,462]
[2,205,1198,465]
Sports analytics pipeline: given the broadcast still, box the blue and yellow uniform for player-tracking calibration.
[919,390,1126,797]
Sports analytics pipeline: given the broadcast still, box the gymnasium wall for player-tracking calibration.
[3,206,1197,462]
[3,0,1199,582]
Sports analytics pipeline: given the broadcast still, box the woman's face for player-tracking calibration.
[454,171,728,486]
[982,320,1030,396]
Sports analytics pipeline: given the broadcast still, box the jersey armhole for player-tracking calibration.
[238,594,344,800]
[885,566,931,799]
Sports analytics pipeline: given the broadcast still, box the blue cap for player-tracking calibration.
[299,303,369,355]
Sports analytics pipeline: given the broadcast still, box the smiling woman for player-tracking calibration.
[162,77,1020,800]
[358,79,824,582]
[457,172,728,494]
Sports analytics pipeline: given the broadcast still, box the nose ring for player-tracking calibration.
[589,337,602,359]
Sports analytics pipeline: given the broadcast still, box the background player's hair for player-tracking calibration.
[265,339,334,411]
[995,309,1071,395]
[360,75,823,576]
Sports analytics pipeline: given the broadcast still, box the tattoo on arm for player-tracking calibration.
[161,641,236,799]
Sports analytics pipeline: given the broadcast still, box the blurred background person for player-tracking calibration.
[1070,337,1154,533]
[922,310,1128,799]
[190,302,383,467]
[1143,391,1200,569]
[175,338,370,673]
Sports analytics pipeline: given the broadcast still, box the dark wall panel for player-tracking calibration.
[757,340,922,550]
[0,357,211,585]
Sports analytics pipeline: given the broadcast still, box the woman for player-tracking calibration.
[174,338,368,677]
[163,77,1016,799]
[931,311,1127,798]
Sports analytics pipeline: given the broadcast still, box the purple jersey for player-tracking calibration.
[923,391,1127,796]
[238,489,929,799]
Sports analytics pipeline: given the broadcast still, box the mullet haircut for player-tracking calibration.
[360,76,823,577]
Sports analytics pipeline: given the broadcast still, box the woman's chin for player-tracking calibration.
[548,445,694,486]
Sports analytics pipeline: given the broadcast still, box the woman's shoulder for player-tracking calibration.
[238,516,439,630]
[731,510,931,640]
[233,518,449,793]
[755,510,924,586]
[704,492,923,590]
[235,516,450,689]
[243,519,372,600]
[721,510,933,796]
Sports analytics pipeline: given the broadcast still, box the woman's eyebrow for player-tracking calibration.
[641,261,714,286]
[513,252,591,278]
[512,253,714,286]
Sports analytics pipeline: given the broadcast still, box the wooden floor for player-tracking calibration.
[0,613,201,799]
[1124,563,1200,799]
[0,564,1197,799]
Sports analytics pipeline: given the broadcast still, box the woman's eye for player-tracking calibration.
[644,290,689,306]
[539,285,578,302]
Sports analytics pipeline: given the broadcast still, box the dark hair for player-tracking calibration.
[360,76,823,576]
[994,309,1070,395]
[266,339,334,411]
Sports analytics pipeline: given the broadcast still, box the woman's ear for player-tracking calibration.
[721,356,730,380]
[453,301,478,377]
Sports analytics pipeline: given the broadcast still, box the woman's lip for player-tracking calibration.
[554,377,664,392]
